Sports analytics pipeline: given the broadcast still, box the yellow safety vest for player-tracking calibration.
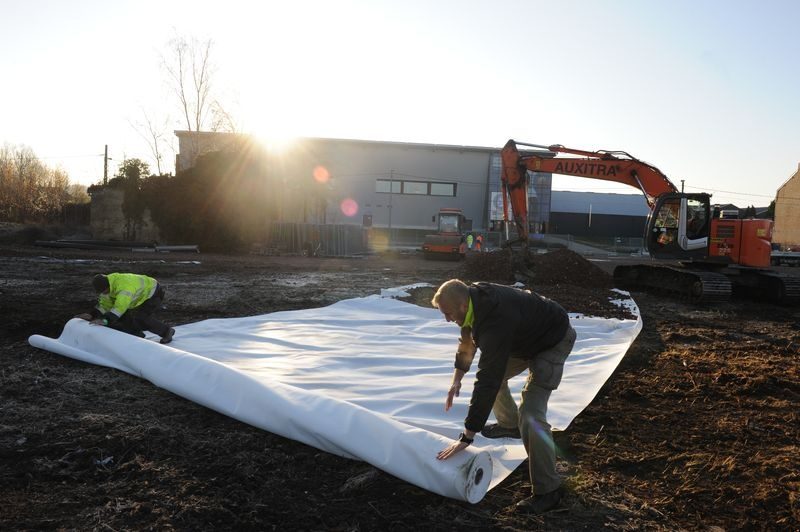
[96,273,158,318]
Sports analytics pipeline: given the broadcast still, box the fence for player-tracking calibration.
[258,224,646,257]
[262,222,368,256]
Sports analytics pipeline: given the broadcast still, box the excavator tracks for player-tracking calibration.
[613,264,732,304]
[745,271,800,305]
[614,264,800,305]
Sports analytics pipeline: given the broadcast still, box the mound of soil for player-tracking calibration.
[463,248,611,289]
[528,248,613,289]
[462,248,515,284]
[461,248,631,319]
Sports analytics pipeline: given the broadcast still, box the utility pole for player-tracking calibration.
[103,145,111,185]
[388,169,394,247]
[681,179,685,193]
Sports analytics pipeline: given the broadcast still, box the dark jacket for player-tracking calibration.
[463,282,570,432]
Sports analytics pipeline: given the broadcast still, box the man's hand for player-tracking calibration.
[444,368,466,412]
[436,430,475,460]
[75,313,92,321]
[436,440,469,460]
[445,381,461,411]
[89,318,106,326]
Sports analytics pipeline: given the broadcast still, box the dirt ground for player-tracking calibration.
[1,241,798,531]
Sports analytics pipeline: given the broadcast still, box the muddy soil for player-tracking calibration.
[1,244,798,531]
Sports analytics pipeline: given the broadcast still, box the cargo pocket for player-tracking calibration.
[532,357,564,390]
[531,326,575,390]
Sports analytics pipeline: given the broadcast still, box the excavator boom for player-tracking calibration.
[501,139,678,213]
[500,139,678,251]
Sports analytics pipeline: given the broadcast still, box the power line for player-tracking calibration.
[36,153,104,160]
[684,184,777,198]
[685,185,800,203]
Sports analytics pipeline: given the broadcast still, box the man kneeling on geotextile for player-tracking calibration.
[76,273,175,345]
[432,279,576,514]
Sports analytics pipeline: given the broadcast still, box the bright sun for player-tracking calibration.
[253,131,298,153]
[241,88,304,154]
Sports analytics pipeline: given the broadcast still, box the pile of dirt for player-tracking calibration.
[527,248,613,289]
[460,248,632,319]
[462,248,515,283]
[462,248,612,289]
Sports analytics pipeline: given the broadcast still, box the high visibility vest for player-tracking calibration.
[96,273,158,318]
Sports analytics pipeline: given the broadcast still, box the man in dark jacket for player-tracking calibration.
[433,279,576,514]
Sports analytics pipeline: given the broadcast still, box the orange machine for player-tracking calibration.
[500,139,798,304]
[421,208,467,260]
[708,217,772,267]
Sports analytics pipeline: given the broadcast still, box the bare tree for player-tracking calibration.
[163,34,208,168]
[210,100,239,133]
[163,34,214,133]
[0,144,75,222]
[161,33,237,170]
[66,183,90,203]
[130,108,170,175]
[0,144,14,220]
[14,146,43,221]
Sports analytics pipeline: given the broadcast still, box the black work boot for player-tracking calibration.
[481,423,521,439]
[515,488,563,514]
[160,327,175,344]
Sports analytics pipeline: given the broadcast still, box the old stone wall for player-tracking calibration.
[89,188,161,242]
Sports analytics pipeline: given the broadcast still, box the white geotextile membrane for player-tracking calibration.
[29,288,642,504]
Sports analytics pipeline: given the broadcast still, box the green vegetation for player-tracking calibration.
[97,145,276,252]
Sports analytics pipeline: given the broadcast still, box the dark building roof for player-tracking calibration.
[552,192,769,218]
[551,191,649,216]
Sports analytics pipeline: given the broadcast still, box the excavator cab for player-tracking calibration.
[646,193,711,260]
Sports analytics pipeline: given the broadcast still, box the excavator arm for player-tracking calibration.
[500,139,679,249]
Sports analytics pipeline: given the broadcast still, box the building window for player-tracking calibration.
[403,181,428,195]
[430,182,456,196]
[376,180,401,193]
[375,179,456,197]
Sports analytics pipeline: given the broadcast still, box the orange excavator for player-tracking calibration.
[501,139,799,304]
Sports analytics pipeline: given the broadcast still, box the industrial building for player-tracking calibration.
[174,132,652,249]
[549,191,649,238]
[175,132,557,246]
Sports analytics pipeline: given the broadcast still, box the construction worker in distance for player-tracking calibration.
[474,233,483,252]
[76,273,175,344]
[466,233,474,251]
[432,279,576,514]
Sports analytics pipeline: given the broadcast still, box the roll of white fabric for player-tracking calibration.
[30,318,494,502]
[30,292,641,503]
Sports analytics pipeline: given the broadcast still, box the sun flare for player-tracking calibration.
[252,131,298,154]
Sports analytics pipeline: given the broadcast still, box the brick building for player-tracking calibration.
[773,164,800,247]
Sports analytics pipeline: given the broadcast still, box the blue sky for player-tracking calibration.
[1,0,798,206]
